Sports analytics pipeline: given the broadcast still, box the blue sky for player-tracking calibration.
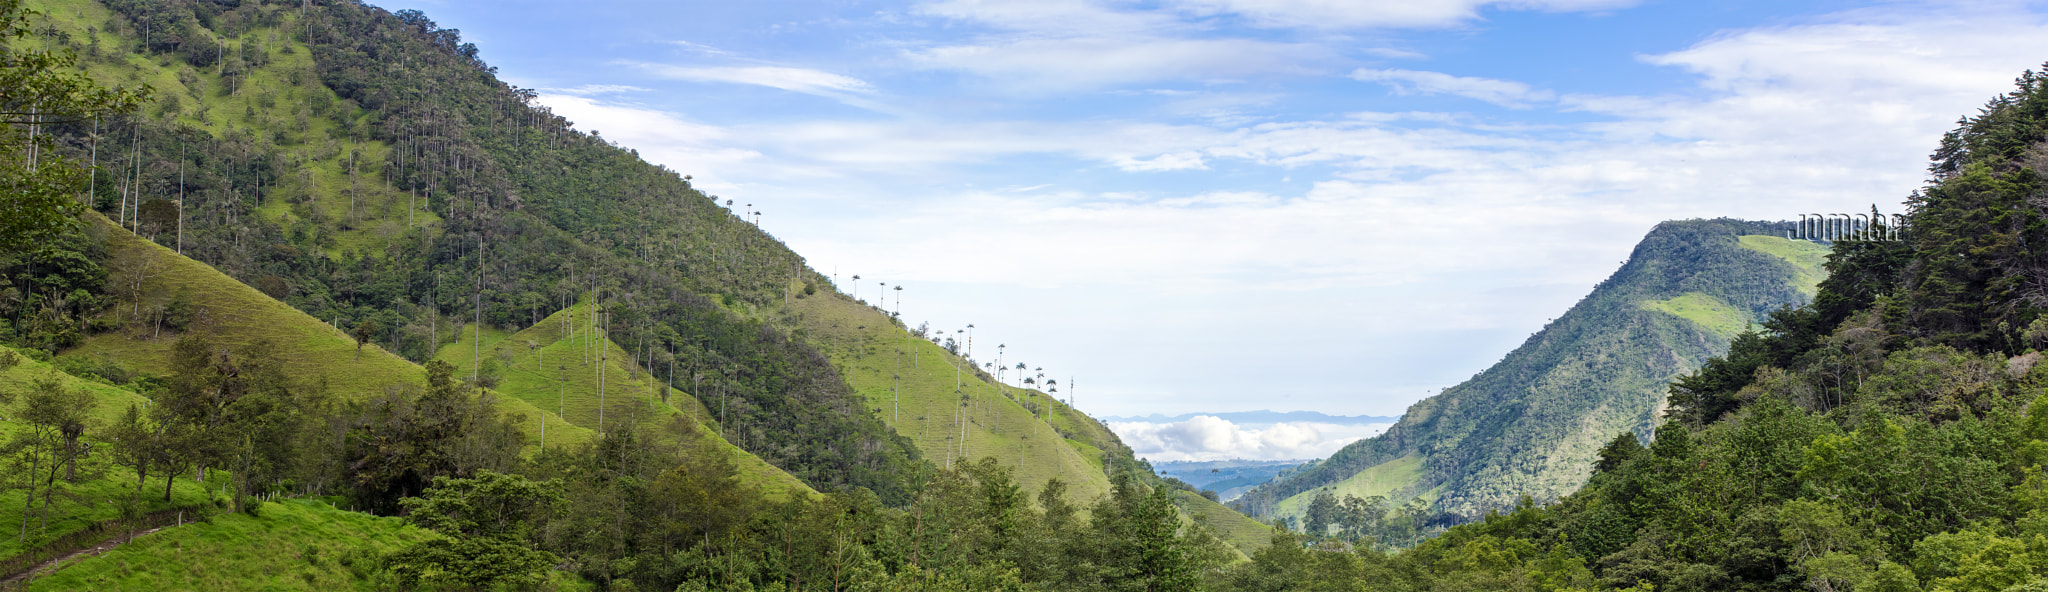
[396,0,2048,458]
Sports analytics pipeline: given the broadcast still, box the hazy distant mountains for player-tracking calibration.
[1153,459,1317,502]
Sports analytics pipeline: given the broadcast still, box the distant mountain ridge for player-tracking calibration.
[1103,411,1398,424]
[1232,219,1831,529]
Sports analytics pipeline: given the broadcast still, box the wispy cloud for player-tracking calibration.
[1169,0,1640,30]
[904,37,1326,92]
[639,65,876,95]
[1351,68,1555,107]
[547,84,650,96]
[534,94,761,189]
[667,40,731,56]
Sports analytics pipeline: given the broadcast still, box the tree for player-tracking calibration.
[352,319,380,361]
[1304,490,1339,538]
[0,0,149,252]
[1594,431,1644,474]
[651,439,760,548]
[5,375,94,541]
[107,402,164,509]
[385,470,564,590]
[1089,473,1203,592]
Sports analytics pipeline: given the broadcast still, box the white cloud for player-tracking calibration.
[917,0,1173,36]
[904,36,1326,91]
[1170,0,1639,30]
[904,0,1331,90]
[1351,68,1555,107]
[924,0,1637,33]
[534,94,761,187]
[548,84,651,96]
[1110,416,1391,461]
[1114,152,1209,172]
[637,64,875,96]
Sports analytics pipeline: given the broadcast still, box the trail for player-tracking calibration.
[0,524,169,587]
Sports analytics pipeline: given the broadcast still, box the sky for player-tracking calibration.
[394,0,2048,460]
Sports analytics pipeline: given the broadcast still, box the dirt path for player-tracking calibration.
[0,525,167,587]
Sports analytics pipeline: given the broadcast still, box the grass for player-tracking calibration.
[1640,236,1830,338]
[783,290,1277,553]
[22,499,432,592]
[787,291,1113,505]
[434,300,813,501]
[1640,292,1749,339]
[1177,492,1263,561]
[0,467,224,563]
[67,214,592,451]
[1269,454,1425,526]
[0,345,228,562]
[1738,235,1832,296]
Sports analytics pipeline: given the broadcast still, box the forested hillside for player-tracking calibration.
[1235,220,1830,531]
[0,0,1277,589]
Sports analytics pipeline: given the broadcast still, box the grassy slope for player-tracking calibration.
[22,499,433,592]
[434,301,814,500]
[788,291,1111,503]
[1176,492,1259,562]
[1639,292,1747,339]
[784,291,1276,553]
[1638,236,1830,340]
[0,346,224,562]
[1269,454,1424,521]
[67,214,593,450]
[1737,235,1831,296]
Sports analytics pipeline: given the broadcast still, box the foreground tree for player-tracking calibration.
[386,470,565,590]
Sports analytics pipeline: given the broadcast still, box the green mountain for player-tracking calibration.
[0,0,1275,588]
[1233,220,1831,528]
[1201,63,2048,592]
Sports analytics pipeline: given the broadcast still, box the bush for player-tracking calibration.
[51,356,101,382]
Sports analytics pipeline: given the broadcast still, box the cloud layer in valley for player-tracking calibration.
[1111,416,1392,462]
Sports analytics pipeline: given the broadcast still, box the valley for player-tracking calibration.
[3,0,2048,590]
